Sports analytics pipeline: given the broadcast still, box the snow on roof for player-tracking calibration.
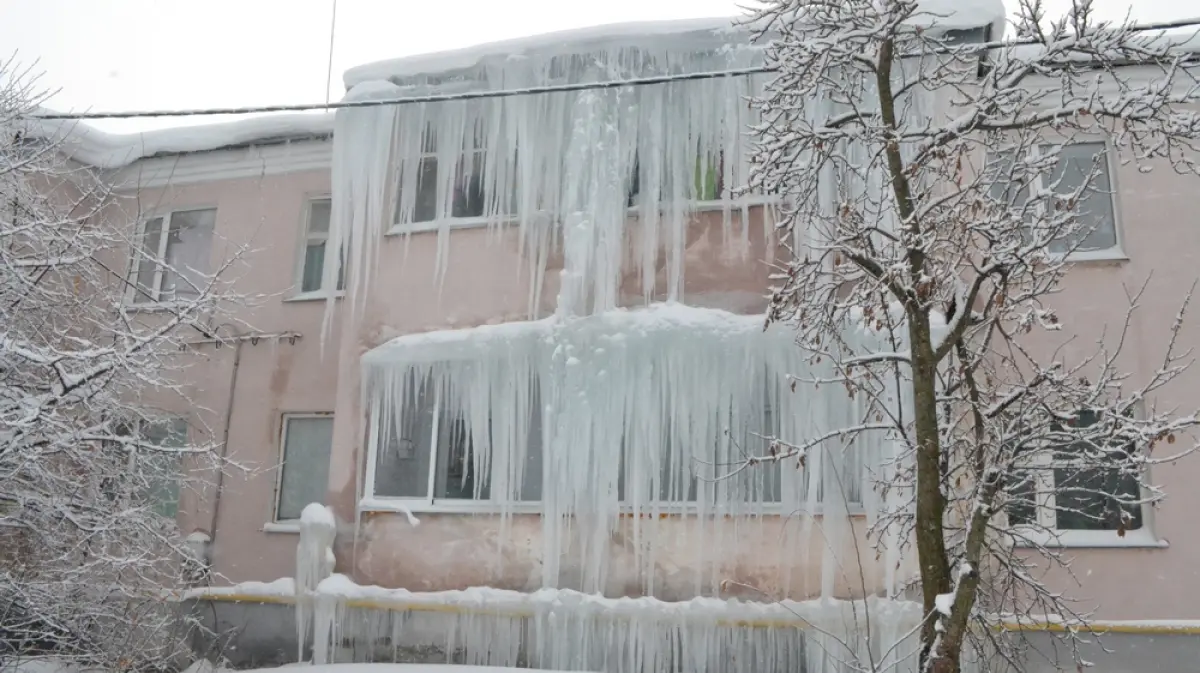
[343,1,1006,87]
[343,17,745,87]
[23,111,334,169]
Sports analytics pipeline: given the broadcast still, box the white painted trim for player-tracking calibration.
[283,290,345,303]
[106,139,331,190]
[273,412,335,523]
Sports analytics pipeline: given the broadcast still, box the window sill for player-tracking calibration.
[359,497,867,518]
[1012,528,1168,549]
[1050,248,1129,264]
[384,198,785,236]
[121,300,201,313]
[283,291,345,303]
[262,521,301,534]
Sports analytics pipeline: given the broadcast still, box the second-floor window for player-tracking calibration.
[394,128,514,230]
[988,141,1120,258]
[297,198,344,295]
[131,208,216,304]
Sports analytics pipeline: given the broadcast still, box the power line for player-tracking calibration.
[26,16,1200,122]
[29,66,777,121]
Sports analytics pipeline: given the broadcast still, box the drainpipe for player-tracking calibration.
[207,330,245,546]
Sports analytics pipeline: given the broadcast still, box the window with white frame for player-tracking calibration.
[1006,409,1146,538]
[395,128,513,228]
[275,414,335,521]
[987,141,1120,257]
[368,372,859,509]
[130,208,216,303]
[297,198,345,295]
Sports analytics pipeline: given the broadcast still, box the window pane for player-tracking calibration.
[1005,470,1038,526]
[162,209,216,300]
[1053,466,1142,531]
[301,242,326,293]
[1048,143,1116,253]
[135,217,164,298]
[373,376,436,498]
[452,152,485,218]
[413,157,439,223]
[520,393,544,501]
[308,200,331,234]
[141,418,187,518]
[434,412,490,500]
[277,417,334,521]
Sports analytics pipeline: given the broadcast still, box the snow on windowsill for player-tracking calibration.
[263,520,302,534]
[284,290,346,303]
[1051,247,1130,264]
[1012,527,1169,549]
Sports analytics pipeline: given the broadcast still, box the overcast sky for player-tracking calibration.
[0,0,1193,133]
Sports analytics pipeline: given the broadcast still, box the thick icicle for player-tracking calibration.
[296,503,337,660]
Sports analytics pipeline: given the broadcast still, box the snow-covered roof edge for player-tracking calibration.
[343,17,746,87]
[22,110,335,170]
[343,1,1006,87]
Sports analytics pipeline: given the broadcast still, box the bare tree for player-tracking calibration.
[746,1,1200,671]
[1,62,248,671]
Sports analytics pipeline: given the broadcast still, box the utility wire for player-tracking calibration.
[324,0,338,107]
[29,66,776,120]
[26,16,1200,122]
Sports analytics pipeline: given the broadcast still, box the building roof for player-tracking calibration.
[23,111,334,170]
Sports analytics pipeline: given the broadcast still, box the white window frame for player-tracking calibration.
[289,196,345,301]
[267,412,335,533]
[126,207,217,306]
[1008,408,1166,549]
[359,376,865,517]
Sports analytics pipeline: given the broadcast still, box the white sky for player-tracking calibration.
[0,0,1193,133]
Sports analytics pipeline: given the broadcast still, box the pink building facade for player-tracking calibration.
[38,7,1200,672]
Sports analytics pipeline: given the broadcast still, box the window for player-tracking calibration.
[1006,410,1148,541]
[371,374,542,504]
[109,418,188,518]
[275,414,335,521]
[367,370,859,511]
[130,208,216,303]
[395,128,511,228]
[987,142,1120,257]
[297,199,345,295]
[627,153,727,207]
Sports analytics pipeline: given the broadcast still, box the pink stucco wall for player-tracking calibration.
[127,137,1200,619]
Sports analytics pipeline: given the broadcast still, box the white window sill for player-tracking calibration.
[359,496,866,518]
[385,198,784,236]
[1049,248,1129,263]
[121,300,201,313]
[283,290,345,303]
[1012,527,1168,549]
[262,521,301,534]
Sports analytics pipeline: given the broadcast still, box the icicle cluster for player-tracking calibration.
[296,503,337,660]
[363,304,909,597]
[325,24,771,334]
